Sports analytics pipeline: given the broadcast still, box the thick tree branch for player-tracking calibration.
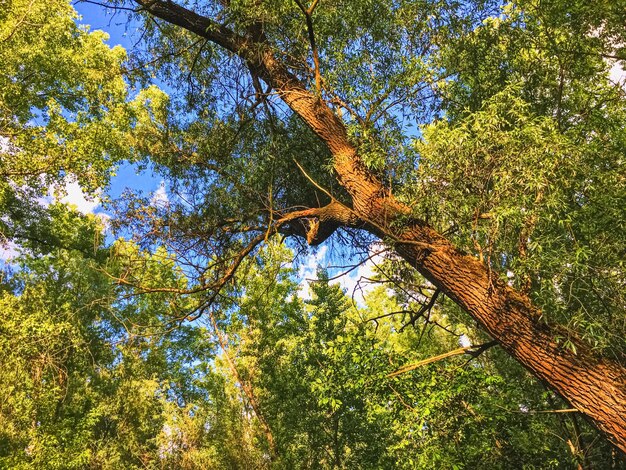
[133,0,382,203]
[134,0,247,54]
[303,200,360,245]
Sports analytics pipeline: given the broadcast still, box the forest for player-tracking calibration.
[1,0,625,468]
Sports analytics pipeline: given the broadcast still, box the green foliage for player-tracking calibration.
[192,248,617,468]
[1,0,128,192]
[1,224,619,467]
[0,0,173,267]
[409,83,625,357]
[0,205,214,468]
[1,0,626,468]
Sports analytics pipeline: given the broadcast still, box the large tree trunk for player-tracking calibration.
[136,0,626,453]
[391,222,626,453]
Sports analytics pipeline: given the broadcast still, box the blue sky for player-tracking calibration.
[74,2,135,49]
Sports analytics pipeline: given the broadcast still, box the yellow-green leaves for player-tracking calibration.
[0,0,153,194]
[411,86,569,251]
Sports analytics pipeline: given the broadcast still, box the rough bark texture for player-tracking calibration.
[305,200,360,245]
[136,0,626,453]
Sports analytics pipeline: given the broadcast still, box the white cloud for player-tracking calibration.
[55,179,112,229]
[0,136,11,152]
[609,60,626,88]
[1,135,102,216]
[337,244,387,303]
[58,179,101,214]
[297,245,328,300]
[44,177,111,229]
[150,180,169,206]
[0,241,18,261]
[296,243,389,304]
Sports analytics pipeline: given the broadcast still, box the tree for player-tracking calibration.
[198,247,619,468]
[1,204,617,467]
[0,0,167,253]
[0,204,219,468]
[76,0,626,452]
[2,0,625,456]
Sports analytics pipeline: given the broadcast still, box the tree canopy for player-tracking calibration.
[0,0,625,467]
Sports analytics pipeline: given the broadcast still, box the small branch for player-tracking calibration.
[122,38,205,75]
[466,339,498,358]
[388,384,416,412]
[308,0,320,13]
[309,249,387,283]
[387,347,471,378]
[497,406,580,414]
[399,288,441,332]
[330,95,365,125]
[75,0,140,13]
[294,0,322,94]
[387,340,498,378]
[293,158,333,199]
[366,309,415,323]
